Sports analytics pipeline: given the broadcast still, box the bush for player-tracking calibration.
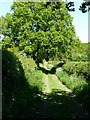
[71,43,88,61]
[56,70,88,93]
[56,69,89,114]
[62,62,90,80]
[9,48,44,91]
[2,48,44,119]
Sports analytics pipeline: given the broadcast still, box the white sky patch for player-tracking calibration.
[0,0,14,2]
[0,34,4,42]
[0,0,89,2]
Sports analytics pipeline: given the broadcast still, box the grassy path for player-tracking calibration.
[42,75,51,94]
[48,74,72,94]
[36,73,88,119]
[43,74,72,94]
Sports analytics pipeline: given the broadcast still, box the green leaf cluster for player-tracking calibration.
[71,43,89,61]
[1,1,80,65]
[62,61,90,80]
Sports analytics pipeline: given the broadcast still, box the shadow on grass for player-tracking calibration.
[45,89,85,120]
[35,89,85,120]
[76,84,90,117]
[2,50,89,119]
[2,49,42,119]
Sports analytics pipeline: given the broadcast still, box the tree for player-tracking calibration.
[1,1,80,66]
[79,1,90,13]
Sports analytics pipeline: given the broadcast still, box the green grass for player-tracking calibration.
[48,74,62,90]
[46,64,54,70]
[48,74,68,92]
[9,48,45,91]
[2,47,89,119]
[46,90,82,119]
[56,69,89,114]
[2,48,45,119]
[56,69,88,94]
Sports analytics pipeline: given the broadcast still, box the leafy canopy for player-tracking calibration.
[1,2,80,65]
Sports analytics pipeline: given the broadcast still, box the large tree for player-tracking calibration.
[1,1,80,66]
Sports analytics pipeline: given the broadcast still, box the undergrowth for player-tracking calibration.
[56,69,89,114]
[2,48,44,119]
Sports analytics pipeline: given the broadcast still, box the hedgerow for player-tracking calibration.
[2,48,44,119]
[56,69,89,114]
[62,62,90,80]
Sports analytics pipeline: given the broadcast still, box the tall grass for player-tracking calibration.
[56,70,88,94]
[10,48,45,91]
[56,69,89,114]
[18,55,44,91]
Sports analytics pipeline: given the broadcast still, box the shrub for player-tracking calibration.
[71,43,88,61]
[62,62,90,80]
[2,48,44,119]
[56,70,88,93]
[9,48,44,91]
[56,69,89,114]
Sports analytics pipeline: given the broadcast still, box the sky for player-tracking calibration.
[0,0,89,43]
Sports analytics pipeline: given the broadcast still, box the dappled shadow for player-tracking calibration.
[46,89,87,120]
[76,84,90,117]
[35,89,86,120]
[2,49,43,119]
[2,50,89,119]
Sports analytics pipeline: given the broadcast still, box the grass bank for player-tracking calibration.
[56,69,89,115]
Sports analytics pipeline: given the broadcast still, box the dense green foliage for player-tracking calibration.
[3,48,86,119]
[56,69,88,94]
[2,48,45,119]
[62,61,90,80]
[1,1,80,65]
[12,48,44,91]
[1,1,89,119]
[71,43,89,61]
[56,69,89,114]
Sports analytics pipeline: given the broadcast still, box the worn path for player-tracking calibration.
[43,75,51,94]
[36,73,89,120]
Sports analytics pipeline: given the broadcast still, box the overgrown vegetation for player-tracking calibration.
[56,68,89,114]
[1,1,89,119]
[62,61,90,80]
[2,48,44,119]
[71,43,88,61]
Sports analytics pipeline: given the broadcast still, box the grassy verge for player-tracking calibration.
[62,61,90,80]
[2,48,45,119]
[9,48,45,91]
[47,90,82,119]
[56,70,88,93]
[56,69,89,114]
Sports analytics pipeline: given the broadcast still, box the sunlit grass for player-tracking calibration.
[48,74,69,92]
[56,69,88,94]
